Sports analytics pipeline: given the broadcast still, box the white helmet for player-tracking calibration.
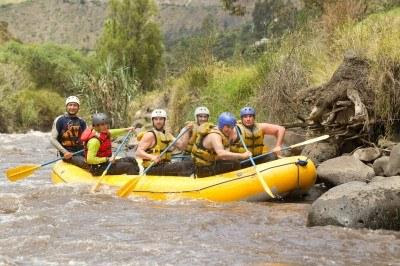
[65,96,80,106]
[194,106,210,119]
[151,109,167,119]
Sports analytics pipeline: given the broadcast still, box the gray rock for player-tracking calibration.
[303,183,329,202]
[384,144,400,176]
[307,176,400,230]
[373,156,389,176]
[317,155,375,185]
[353,147,381,162]
[301,142,338,165]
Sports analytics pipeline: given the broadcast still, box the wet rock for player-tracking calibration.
[353,147,381,162]
[303,183,329,202]
[307,176,400,230]
[301,142,338,165]
[317,156,375,185]
[384,144,400,176]
[373,156,389,176]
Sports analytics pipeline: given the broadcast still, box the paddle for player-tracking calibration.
[6,150,84,182]
[90,129,134,193]
[235,126,275,198]
[117,127,190,198]
[240,134,330,165]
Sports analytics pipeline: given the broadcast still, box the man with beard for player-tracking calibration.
[192,112,252,177]
[231,106,285,167]
[136,109,194,176]
[50,96,87,168]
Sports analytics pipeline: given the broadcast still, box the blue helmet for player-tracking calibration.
[218,112,236,129]
[240,106,256,118]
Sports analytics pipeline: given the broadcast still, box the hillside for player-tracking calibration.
[0,0,254,50]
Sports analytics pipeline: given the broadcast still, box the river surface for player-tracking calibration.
[1,132,400,265]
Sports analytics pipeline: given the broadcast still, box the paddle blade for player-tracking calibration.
[6,164,40,182]
[117,178,140,198]
[289,135,330,149]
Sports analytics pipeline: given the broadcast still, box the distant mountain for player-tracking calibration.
[0,0,254,49]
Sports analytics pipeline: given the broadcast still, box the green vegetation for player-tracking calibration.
[0,41,93,94]
[168,64,257,131]
[1,0,400,137]
[72,58,138,128]
[96,0,163,90]
[0,41,91,132]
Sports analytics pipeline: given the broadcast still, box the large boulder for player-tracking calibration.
[307,176,400,230]
[353,147,381,162]
[373,156,389,176]
[384,144,400,176]
[301,142,338,165]
[317,155,375,185]
[370,144,400,176]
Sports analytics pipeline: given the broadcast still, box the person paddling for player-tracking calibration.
[231,106,285,167]
[50,96,87,168]
[179,106,210,156]
[82,113,139,176]
[192,112,251,177]
[136,109,193,176]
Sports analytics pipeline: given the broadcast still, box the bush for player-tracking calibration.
[11,89,64,132]
[0,41,93,95]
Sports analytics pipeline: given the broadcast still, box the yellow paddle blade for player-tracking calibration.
[117,177,140,198]
[254,171,275,198]
[6,164,40,182]
[289,135,330,149]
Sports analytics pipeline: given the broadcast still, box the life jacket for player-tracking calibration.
[230,122,266,156]
[81,129,112,160]
[56,114,86,152]
[137,129,174,167]
[191,122,230,167]
[184,121,199,154]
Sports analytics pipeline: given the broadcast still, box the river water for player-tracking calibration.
[1,132,400,265]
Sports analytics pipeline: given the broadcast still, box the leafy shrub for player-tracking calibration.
[0,41,93,95]
[72,58,138,127]
[12,89,64,132]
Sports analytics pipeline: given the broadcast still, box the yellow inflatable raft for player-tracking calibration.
[51,156,316,202]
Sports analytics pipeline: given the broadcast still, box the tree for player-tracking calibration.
[96,0,163,90]
[252,0,298,39]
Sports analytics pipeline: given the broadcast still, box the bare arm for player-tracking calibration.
[207,134,251,161]
[50,116,69,154]
[136,132,158,161]
[259,123,285,152]
[174,127,192,151]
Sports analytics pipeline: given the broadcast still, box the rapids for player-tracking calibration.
[1,132,400,265]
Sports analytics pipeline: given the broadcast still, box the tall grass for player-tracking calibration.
[168,63,257,131]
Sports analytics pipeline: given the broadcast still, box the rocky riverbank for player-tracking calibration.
[303,142,400,231]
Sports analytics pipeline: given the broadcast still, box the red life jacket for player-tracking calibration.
[81,129,112,159]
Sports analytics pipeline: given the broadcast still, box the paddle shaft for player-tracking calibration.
[91,129,134,192]
[42,150,84,167]
[117,127,190,198]
[236,126,275,198]
[142,127,190,175]
[240,134,330,165]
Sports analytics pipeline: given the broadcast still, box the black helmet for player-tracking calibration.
[92,113,109,126]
